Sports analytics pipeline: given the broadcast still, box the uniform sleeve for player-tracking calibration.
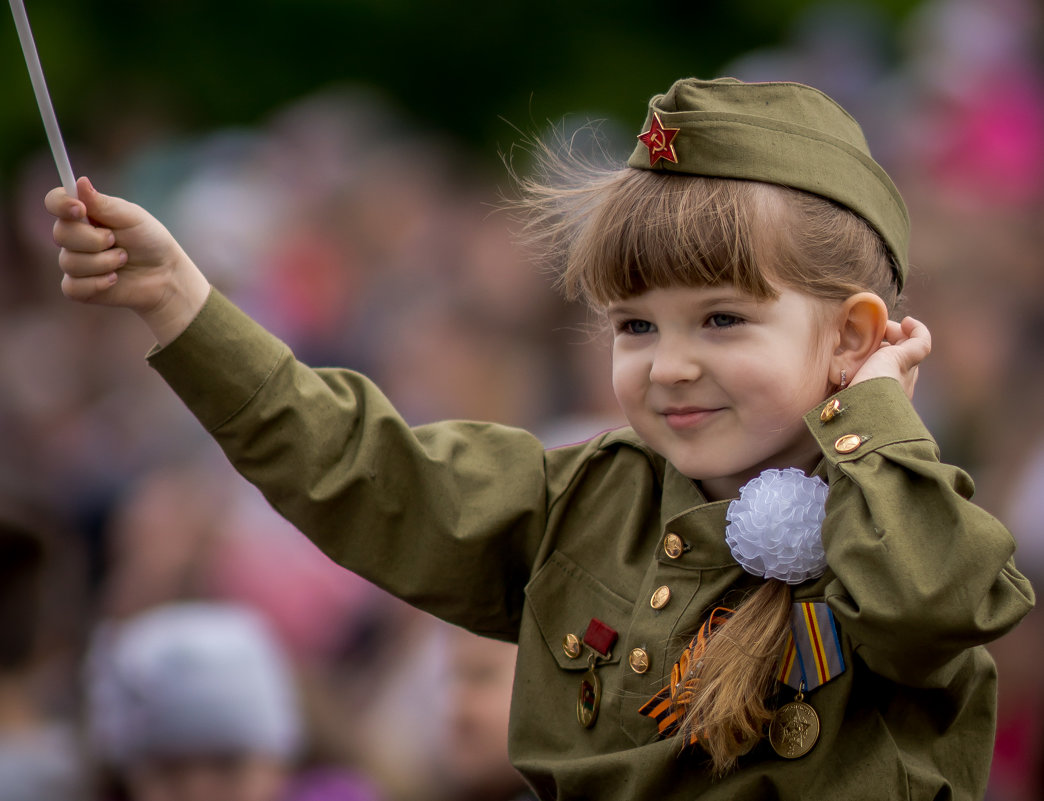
[806,377,1035,684]
[148,290,555,641]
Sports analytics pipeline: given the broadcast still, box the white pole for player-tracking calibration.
[9,0,78,198]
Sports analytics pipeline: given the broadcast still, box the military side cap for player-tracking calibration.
[628,77,910,289]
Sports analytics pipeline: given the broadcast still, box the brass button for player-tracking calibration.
[629,648,650,674]
[834,434,863,454]
[820,398,842,423]
[562,633,582,659]
[663,533,685,559]
[650,585,672,610]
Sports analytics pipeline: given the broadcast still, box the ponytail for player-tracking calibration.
[677,580,792,774]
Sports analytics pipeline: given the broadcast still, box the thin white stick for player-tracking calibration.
[9,0,77,198]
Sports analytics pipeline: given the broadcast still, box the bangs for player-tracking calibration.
[564,171,779,307]
[511,135,895,313]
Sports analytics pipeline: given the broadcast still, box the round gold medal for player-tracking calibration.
[577,664,602,728]
[769,699,820,758]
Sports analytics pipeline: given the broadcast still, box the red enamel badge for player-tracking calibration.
[582,618,618,657]
[637,113,680,167]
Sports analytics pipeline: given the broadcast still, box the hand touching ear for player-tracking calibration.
[848,316,931,400]
[831,292,930,400]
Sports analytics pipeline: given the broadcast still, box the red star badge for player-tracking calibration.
[637,113,680,167]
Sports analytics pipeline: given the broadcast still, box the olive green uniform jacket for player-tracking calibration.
[150,291,1034,801]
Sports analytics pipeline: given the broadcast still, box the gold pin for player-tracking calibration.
[834,433,869,454]
[629,648,650,674]
[819,398,843,423]
[663,533,685,559]
[562,633,582,659]
[650,585,672,610]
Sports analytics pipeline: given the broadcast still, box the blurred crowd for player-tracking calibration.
[1,0,1042,799]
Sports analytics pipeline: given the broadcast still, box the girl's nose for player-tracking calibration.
[649,341,701,385]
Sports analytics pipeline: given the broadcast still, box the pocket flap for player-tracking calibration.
[525,551,633,671]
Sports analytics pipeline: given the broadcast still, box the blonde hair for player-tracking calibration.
[513,136,899,773]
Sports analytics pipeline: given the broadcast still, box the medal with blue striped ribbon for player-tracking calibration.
[770,601,845,758]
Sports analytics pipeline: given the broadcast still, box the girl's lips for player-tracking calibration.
[662,407,720,430]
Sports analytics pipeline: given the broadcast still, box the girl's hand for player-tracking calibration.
[45,177,211,346]
[848,316,931,400]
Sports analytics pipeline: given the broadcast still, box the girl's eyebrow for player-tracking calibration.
[605,288,766,317]
[605,301,644,316]
[696,287,761,305]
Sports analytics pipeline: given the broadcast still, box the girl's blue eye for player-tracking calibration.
[622,319,654,335]
[707,313,742,328]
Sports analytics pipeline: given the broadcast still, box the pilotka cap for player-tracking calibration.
[628,77,910,289]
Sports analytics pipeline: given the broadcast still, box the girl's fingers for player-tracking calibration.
[53,217,116,253]
[47,178,146,232]
[58,246,127,278]
[44,185,86,220]
[60,271,119,303]
[882,319,904,345]
[901,317,932,355]
[881,317,931,351]
[902,316,931,343]
[75,177,147,230]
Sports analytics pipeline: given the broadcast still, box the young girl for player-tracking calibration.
[46,77,1033,800]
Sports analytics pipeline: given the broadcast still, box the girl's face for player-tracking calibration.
[608,283,836,501]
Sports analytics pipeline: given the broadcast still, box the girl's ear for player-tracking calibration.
[832,292,888,384]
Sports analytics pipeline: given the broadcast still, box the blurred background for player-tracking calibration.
[1,0,1042,799]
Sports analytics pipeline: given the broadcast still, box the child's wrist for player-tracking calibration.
[141,254,211,347]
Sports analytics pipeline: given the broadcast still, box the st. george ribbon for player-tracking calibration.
[8,0,77,198]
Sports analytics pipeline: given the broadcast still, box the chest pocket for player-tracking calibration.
[525,551,633,672]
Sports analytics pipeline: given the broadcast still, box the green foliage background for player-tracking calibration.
[1,0,927,181]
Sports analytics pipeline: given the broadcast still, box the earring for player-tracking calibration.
[839,369,848,390]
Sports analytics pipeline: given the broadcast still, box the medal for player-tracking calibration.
[575,618,617,728]
[769,689,820,758]
[577,654,602,728]
[768,601,844,757]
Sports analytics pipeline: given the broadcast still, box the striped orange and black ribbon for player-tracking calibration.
[637,607,732,745]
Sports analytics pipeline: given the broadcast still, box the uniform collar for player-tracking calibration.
[660,463,735,568]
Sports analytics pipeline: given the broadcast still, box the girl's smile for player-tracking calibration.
[661,405,723,430]
[608,284,838,501]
